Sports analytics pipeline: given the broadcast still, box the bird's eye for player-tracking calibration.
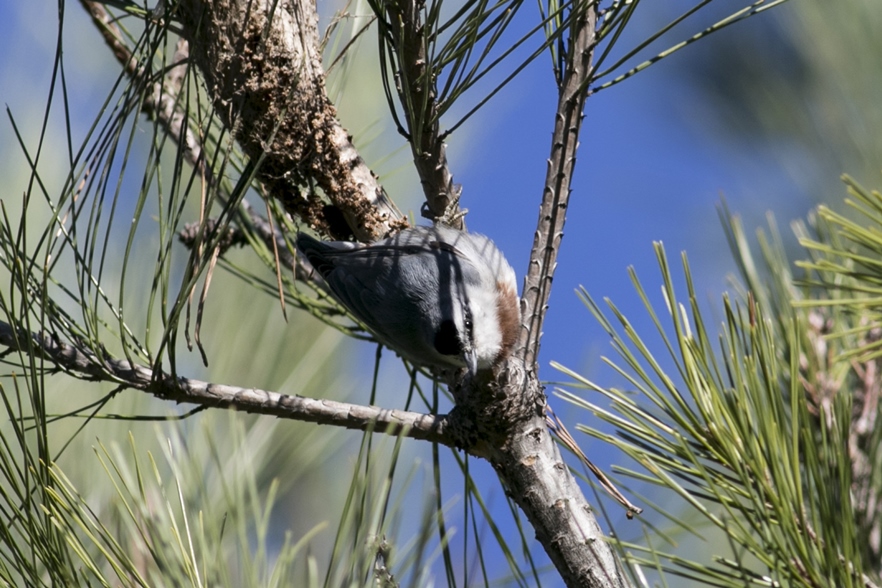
[464,312,474,337]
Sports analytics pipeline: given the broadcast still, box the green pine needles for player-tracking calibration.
[556,178,882,587]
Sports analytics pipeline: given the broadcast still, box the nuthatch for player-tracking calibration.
[297,226,520,376]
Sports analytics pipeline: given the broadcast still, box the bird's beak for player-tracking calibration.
[465,348,479,377]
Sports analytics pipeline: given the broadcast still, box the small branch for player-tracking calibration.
[380,0,463,227]
[517,0,597,371]
[849,323,882,570]
[82,1,208,182]
[546,406,642,518]
[0,320,451,445]
[177,210,320,287]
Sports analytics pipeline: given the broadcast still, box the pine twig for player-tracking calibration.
[0,320,450,445]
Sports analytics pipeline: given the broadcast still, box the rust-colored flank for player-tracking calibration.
[495,281,520,364]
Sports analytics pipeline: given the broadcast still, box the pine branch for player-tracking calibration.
[374,0,463,227]
[0,319,450,444]
[517,0,594,372]
[465,0,633,584]
[171,0,405,240]
[81,0,206,181]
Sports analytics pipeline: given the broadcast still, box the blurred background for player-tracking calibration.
[0,0,878,585]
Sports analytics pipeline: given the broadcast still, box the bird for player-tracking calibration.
[296,225,520,376]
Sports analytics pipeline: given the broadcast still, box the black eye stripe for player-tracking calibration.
[434,320,462,356]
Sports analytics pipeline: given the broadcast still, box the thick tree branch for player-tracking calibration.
[0,320,450,444]
[171,0,406,241]
[82,3,311,288]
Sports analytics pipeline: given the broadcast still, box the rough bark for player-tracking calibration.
[492,413,630,587]
[172,0,406,240]
[447,365,631,588]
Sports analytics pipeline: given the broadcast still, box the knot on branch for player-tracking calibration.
[445,359,546,452]
[178,219,249,254]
